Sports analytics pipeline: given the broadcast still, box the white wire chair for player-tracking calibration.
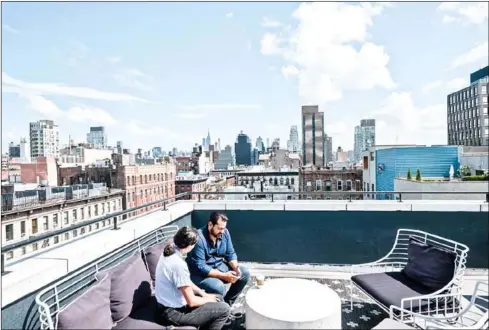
[35,225,179,329]
[349,229,470,322]
[390,280,488,329]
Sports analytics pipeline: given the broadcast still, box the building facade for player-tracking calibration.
[299,167,363,200]
[447,66,489,146]
[175,177,208,200]
[86,126,107,148]
[302,105,325,167]
[114,162,177,216]
[354,119,376,164]
[2,187,124,260]
[215,145,234,170]
[363,145,460,199]
[324,134,333,165]
[29,120,60,158]
[236,170,300,199]
[287,125,300,152]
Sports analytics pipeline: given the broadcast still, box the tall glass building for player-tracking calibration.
[86,126,107,148]
[235,131,252,166]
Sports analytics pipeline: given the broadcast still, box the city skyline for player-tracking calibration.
[2,2,489,152]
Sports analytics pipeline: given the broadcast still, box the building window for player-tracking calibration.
[64,211,69,224]
[64,233,69,240]
[53,215,59,228]
[42,239,50,248]
[20,221,26,237]
[54,236,59,244]
[101,203,105,214]
[5,224,14,241]
[80,208,85,220]
[72,209,77,221]
[73,230,78,237]
[32,242,38,251]
[32,218,38,234]
[43,216,49,230]
[337,180,343,191]
[346,180,352,191]
[21,247,26,255]
[94,205,99,217]
[81,227,86,235]
[6,251,14,260]
[88,206,92,218]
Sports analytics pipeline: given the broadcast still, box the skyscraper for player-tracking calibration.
[353,119,376,163]
[324,134,333,164]
[287,125,299,152]
[206,129,211,150]
[234,131,252,166]
[29,120,60,158]
[447,66,488,146]
[87,126,107,148]
[301,105,325,166]
[256,136,265,153]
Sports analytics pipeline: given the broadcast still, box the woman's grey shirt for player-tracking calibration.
[155,249,193,308]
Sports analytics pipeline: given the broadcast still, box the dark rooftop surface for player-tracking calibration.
[225,276,387,330]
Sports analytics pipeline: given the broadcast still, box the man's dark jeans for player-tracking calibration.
[159,300,230,330]
[191,265,250,306]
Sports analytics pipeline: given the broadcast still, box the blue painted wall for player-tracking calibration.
[375,146,460,194]
[192,209,488,268]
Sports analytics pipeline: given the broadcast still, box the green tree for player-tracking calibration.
[416,168,422,181]
[407,168,412,180]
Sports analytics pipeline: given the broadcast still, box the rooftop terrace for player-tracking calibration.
[1,191,488,329]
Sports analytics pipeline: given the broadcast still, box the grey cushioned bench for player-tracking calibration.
[56,240,197,330]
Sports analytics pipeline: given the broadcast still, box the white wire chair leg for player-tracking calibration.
[350,278,354,311]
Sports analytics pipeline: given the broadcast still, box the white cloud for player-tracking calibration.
[371,92,446,145]
[225,12,234,18]
[2,72,151,103]
[113,68,152,91]
[19,92,117,126]
[437,2,488,25]
[422,77,467,94]
[3,24,20,34]
[260,2,395,104]
[281,65,299,79]
[446,77,467,91]
[126,120,195,143]
[449,41,489,70]
[262,17,283,28]
[422,80,442,94]
[178,103,262,111]
[260,33,281,55]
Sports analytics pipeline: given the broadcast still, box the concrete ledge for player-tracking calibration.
[225,201,287,211]
[346,201,412,211]
[285,202,347,211]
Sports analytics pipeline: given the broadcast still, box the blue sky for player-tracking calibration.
[2,1,488,152]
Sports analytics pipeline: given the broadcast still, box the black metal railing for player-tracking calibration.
[190,190,489,203]
[1,190,487,274]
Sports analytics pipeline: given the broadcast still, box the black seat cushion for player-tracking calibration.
[401,236,456,291]
[352,271,437,310]
[113,297,197,330]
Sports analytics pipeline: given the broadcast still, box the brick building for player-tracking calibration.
[299,167,363,200]
[115,161,177,216]
[175,177,207,200]
[175,156,191,172]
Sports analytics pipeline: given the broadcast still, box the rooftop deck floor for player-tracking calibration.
[227,275,386,330]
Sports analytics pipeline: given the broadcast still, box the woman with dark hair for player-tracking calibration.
[155,226,230,330]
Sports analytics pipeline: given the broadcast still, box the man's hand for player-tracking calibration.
[202,293,221,303]
[221,271,239,284]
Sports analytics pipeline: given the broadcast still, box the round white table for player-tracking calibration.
[245,278,342,329]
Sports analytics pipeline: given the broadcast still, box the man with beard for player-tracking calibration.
[186,212,250,306]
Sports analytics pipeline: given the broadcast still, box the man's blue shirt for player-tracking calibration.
[186,226,238,277]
